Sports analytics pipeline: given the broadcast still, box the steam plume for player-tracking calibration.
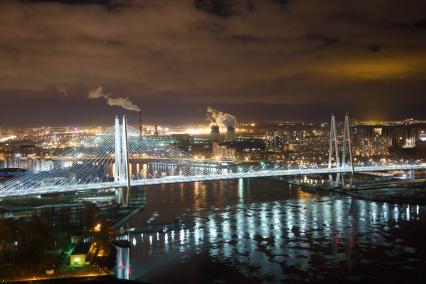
[56,85,68,96]
[206,106,236,128]
[88,86,140,112]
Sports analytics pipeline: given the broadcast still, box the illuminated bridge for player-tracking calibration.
[1,115,425,201]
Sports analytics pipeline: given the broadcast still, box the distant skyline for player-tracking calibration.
[1,0,426,126]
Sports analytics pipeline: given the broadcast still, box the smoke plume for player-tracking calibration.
[88,86,141,112]
[206,106,236,128]
[56,85,68,96]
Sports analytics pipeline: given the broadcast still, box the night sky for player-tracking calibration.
[1,0,426,126]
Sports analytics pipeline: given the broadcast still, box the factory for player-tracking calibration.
[207,106,237,142]
[206,106,239,160]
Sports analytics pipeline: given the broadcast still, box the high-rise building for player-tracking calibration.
[266,131,285,151]
[212,142,236,161]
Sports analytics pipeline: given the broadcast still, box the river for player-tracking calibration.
[120,177,426,283]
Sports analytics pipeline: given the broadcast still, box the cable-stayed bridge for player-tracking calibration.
[1,115,425,200]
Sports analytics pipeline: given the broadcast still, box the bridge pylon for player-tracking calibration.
[328,114,340,169]
[341,113,354,173]
[114,115,131,206]
[114,116,122,182]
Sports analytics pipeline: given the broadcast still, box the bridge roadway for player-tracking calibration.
[1,164,425,198]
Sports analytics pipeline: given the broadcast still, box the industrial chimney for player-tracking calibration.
[139,111,142,137]
[225,126,236,142]
[210,125,220,141]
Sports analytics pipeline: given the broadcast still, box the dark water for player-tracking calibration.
[122,178,426,283]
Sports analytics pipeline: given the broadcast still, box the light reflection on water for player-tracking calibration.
[123,178,426,283]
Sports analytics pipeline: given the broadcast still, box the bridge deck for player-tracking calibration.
[1,165,425,198]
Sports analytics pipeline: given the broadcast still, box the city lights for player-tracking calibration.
[1,0,426,282]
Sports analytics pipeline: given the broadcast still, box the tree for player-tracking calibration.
[15,215,54,276]
[0,219,15,250]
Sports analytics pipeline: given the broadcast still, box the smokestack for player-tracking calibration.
[210,125,220,141]
[206,106,237,142]
[139,111,142,137]
[225,126,236,142]
[154,125,158,136]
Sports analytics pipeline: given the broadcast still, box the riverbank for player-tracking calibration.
[342,186,426,205]
[112,204,145,230]
[273,177,426,205]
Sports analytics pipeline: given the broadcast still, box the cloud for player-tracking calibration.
[0,0,425,123]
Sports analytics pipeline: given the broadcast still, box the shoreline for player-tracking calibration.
[266,177,426,205]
